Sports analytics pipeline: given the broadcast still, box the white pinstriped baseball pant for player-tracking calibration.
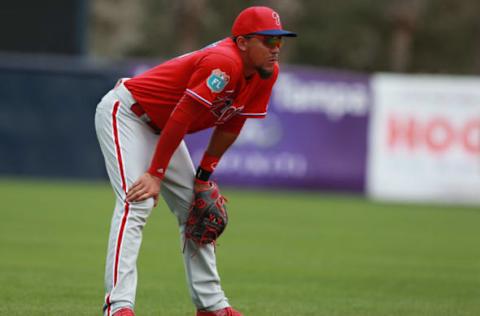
[94,81,230,315]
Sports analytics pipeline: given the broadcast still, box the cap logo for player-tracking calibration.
[207,69,230,93]
[272,12,281,26]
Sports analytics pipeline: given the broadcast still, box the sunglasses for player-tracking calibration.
[244,34,283,49]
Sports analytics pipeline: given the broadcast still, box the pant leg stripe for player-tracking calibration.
[106,295,112,316]
[112,101,128,193]
[107,101,131,313]
[114,203,129,285]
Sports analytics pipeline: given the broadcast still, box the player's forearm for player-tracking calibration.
[195,125,243,184]
[205,128,241,158]
[205,116,246,157]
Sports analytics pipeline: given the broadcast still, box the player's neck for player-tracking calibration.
[243,67,256,78]
[239,54,256,78]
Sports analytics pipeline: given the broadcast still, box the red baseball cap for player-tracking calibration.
[231,6,297,37]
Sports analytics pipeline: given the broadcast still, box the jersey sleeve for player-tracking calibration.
[148,95,210,179]
[185,54,240,109]
[239,64,279,119]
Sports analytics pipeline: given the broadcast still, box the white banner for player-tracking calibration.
[367,74,480,204]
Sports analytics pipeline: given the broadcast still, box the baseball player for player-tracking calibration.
[94,6,296,316]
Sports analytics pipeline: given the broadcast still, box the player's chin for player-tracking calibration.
[256,65,275,79]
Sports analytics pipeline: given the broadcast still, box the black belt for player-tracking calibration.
[130,103,161,134]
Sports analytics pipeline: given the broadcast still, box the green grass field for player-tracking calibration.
[0,178,479,316]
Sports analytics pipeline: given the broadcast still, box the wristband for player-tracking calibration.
[196,167,212,182]
[199,153,220,172]
[196,153,220,182]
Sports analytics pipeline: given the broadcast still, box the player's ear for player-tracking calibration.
[235,36,249,52]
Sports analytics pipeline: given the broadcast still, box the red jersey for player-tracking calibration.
[125,37,278,133]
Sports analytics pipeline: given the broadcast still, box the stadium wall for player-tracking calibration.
[0,54,123,179]
[1,55,478,203]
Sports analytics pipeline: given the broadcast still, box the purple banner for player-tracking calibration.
[185,65,371,192]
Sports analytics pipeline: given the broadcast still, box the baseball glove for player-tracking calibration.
[185,181,228,246]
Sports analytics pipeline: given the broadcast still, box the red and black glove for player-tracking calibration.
[185,181,228,246]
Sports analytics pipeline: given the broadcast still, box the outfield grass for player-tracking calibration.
[0,178,479,316]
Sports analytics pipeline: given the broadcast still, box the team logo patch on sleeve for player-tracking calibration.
[207,69,230,93]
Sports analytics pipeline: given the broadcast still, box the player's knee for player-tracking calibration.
[171,199,193,226]
[129,198,155,212]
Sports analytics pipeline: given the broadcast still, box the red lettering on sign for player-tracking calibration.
[386,114,480,155]
[424,118,455,153]
[388,115,417,150]
[462,119,480,154]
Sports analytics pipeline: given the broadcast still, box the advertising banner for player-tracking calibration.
[367,74,480,204]
[186,66,371,191]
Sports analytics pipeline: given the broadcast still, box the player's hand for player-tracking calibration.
[126,172,162,206]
